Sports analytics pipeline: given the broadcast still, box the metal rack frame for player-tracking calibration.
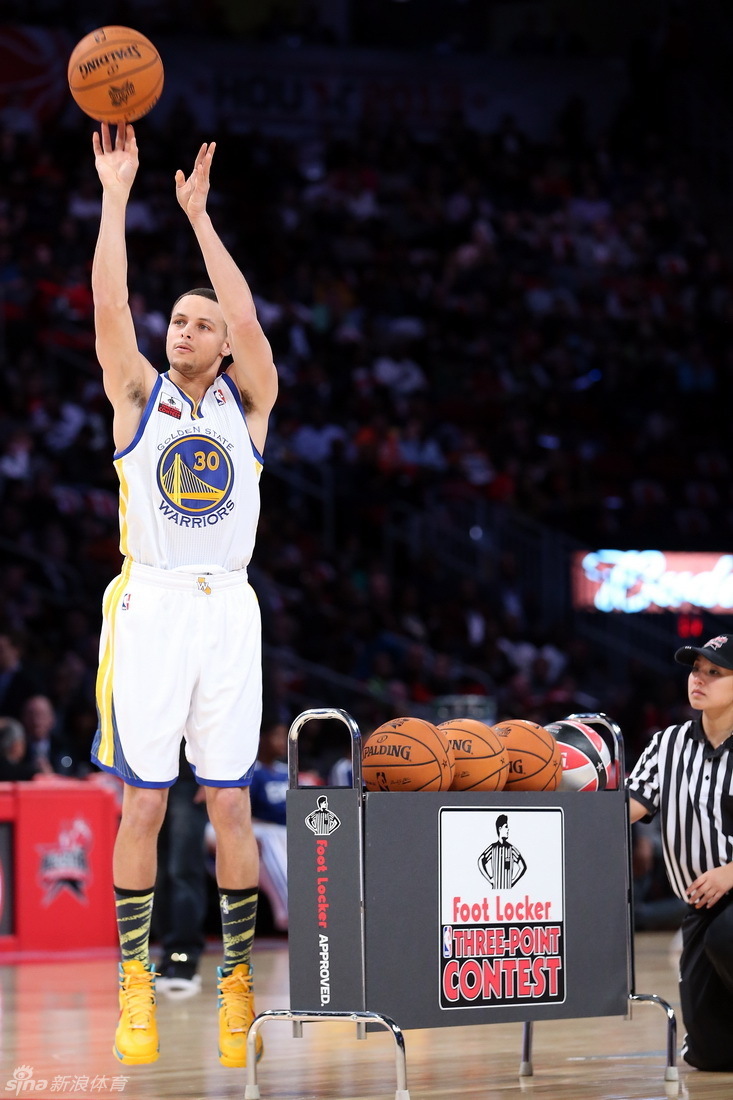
[243,708,678,1099]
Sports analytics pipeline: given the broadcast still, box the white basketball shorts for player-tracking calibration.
[92,560,262,787]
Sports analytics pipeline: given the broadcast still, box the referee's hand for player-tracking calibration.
[686,866,733,908]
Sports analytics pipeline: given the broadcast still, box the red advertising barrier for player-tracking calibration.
[0,779,119,954]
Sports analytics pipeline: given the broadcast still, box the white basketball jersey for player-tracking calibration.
[114,372,262,571]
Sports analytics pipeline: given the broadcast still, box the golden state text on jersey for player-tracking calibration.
[113,372,263,571]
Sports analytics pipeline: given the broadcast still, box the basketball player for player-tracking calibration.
[89,122,278,1068]
[628,634,733,1071]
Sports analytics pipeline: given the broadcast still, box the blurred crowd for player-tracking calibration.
[1,35,723,786]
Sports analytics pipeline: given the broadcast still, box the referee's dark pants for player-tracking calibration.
[679,894,733,1071]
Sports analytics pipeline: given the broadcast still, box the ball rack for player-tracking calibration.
[243,708,677,1100]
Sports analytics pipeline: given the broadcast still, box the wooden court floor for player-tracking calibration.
[1,932,732,1100]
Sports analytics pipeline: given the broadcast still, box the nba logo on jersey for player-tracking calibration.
[158,392,182,419]
[121,592,131,610]
[214,387,227,406]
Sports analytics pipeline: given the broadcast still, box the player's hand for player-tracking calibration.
[92,122,139,194]
[686,865,733,908]
[175,141,215,220]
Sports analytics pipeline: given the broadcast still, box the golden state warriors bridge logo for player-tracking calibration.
[157,435,234,525]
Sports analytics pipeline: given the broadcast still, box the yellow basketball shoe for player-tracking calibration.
[114,960,159,1065]
[217,963,263,1068]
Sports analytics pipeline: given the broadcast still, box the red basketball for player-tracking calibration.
[547,719,610,792]
[439,718,509,792]
[492,719,562,791]
[362,716,455,791]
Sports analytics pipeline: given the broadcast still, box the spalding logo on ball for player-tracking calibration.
[362,715,455,792]
[491,719,562,791]
[67,26,164,123]
[546,719,611,791]
[438,717,509,792]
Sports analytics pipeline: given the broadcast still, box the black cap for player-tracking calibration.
[675,634,733,671]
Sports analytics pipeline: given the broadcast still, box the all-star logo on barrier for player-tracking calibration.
[438,807,565,1009]
[36,818,93,905]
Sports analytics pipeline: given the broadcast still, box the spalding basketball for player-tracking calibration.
[492,719,562,791]
[547,719,611,791]
[68,26,164,123]
[362,716,455,792]
[439,718,509,792]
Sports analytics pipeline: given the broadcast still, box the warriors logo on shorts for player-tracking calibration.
[156,435,234,516]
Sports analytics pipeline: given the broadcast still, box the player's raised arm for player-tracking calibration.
[175,141,278,451]
[91,123,156,438]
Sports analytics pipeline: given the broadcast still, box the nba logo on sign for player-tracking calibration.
[442,925,453,957]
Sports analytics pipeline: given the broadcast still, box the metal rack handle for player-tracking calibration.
[287,707,363,791]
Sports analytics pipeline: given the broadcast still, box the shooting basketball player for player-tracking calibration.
[628,634,733,1072]
[89,122,278,1068]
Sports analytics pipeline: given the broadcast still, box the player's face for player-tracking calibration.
[688,657,733,713]
[166,294,229,376]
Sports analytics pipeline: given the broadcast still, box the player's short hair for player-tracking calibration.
[171,287,218,311]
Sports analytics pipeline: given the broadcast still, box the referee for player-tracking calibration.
[628,633,733,1072]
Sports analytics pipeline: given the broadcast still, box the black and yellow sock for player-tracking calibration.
[114,885,155,966]
[219,887,258,974]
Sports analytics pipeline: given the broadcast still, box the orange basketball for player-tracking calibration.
[439,718,509,792]
[491,719,562,791]
[68,26,164,123]
[362,716,455,792]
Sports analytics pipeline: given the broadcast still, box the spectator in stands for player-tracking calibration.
[0,629,38,719]
[250,718,289,933]
[20,694,76,776]
[0,715,38,780]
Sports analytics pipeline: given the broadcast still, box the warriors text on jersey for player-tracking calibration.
[115,372,262,571]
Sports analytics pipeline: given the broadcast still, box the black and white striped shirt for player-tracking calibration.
[478,840,527,889]
[627,719,733,901]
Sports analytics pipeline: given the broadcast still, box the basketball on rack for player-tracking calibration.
[492,718,563,791]
[362,716,455,792]
[67,26,164,122]
[547,719,611,791]
[438,718,509,791]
